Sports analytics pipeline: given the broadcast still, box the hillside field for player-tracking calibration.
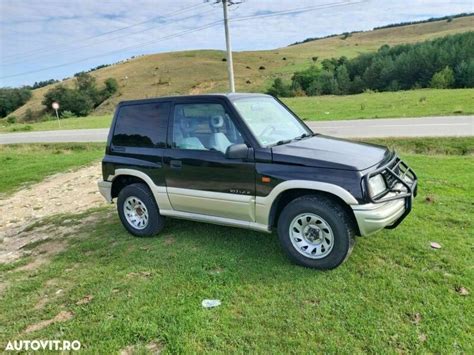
[8,15,474,120]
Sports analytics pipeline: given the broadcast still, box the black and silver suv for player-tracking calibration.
[98,93,417,269]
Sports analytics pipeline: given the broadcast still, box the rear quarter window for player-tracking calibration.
[112,102,170,148]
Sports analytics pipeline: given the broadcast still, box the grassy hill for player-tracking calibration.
[10,15,474,120]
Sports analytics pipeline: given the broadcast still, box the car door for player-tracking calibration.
[163,98,256,222]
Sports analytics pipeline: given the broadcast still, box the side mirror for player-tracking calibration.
[225,143,250,159]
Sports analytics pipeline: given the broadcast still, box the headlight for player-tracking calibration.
[368,174,387,197]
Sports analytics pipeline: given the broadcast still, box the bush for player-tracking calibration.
[266,78,294,97]
[430,66,455,89]
[6,115,17,124]
[61,110,76,119]
[11,125,32,132]
[23,108,34,122]
[41,114,55,122]
[0,87,32,118]
[42,73,117,116]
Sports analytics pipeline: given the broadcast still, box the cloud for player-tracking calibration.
[1,0,472,86]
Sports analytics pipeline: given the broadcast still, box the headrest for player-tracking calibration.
[178,116,194,134]
[210,115,224,129]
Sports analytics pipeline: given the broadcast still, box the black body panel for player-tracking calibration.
[163,149,255,194]
[256,162,364,201]
[102,147,166,186]
[102,93,415,208]
[271,135,391,171]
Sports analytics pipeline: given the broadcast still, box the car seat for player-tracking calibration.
[173,108,205,150]
[208,115,232,153]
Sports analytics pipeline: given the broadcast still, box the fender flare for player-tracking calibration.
[255,180,359,226]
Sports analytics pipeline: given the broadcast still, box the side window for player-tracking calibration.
[112,102,170,148]
[172,103,243,153]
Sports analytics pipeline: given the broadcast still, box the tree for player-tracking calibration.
[430,66,455,88]
[266,78,293,97]
[42,85,94,117]
[335,64,351,94]
[0,87,32,117]
[455,59,474,87]
[42,74,118,117]
[75,72,98,99]
[103,78,118,95]
[350,75,365,94]
[291,66,321,93]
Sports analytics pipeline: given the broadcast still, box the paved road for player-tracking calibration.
[0,116,472,144]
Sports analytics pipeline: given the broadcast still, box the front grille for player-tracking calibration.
[365,155,417,203]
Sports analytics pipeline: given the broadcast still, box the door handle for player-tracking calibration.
[170,160,182,169]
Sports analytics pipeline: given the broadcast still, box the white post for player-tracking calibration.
[52,102,60,127]
[222,0,235,93]
[55,109,60,127]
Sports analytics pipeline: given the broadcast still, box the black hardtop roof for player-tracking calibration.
[117,92,270,106]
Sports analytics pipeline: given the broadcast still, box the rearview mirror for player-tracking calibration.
[225,143,250,159]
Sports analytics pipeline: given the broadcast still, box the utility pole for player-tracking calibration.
[222,0,235,92]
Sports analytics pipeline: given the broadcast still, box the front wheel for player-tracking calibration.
[117,183,165,237]
[277,195,355,270]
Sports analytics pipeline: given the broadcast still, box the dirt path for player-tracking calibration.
[0,164,107,263]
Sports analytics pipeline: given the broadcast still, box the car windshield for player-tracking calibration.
[232,96,311,147]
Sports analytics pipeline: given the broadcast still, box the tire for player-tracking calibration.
[117,183,165,237]
[277,195,355,270]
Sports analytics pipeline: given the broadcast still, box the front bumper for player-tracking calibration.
[352,194,412,236]
[98,180,112,203]
[353,154,417,236]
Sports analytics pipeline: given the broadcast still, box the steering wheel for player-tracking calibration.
[258,125,276,139]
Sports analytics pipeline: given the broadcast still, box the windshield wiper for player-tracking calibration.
[294,133,313,141]
[273,139,292,146]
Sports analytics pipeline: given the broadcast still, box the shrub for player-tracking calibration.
[61,110,76,119]
[23,108,34,122]
[0,87,32,118]
[11,125,32,132]
[430,66,455,89]
[6,115,17,124]
[42,73,117,116]
[266,78,294,97]
[41,114,55,122]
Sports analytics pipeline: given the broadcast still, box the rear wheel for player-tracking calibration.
[117,183,164,237]
[277,195,355,270]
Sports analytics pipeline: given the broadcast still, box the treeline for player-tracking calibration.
[290,13,473,46]
[27,79,59,90]
[0,87,32,118]
[42,72,118,117]
[268,32,474,97]
[373,13,473,30]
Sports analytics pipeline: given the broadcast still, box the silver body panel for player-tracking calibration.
[98,169,408,235]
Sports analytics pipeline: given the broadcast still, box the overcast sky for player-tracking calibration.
[0,0,472,87]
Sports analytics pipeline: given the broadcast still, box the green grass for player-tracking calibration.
[0,138,473,353]
[0,115,111,133]
[362,137,474,155]
[0,143,104,195]
[283,88,474,121]
[2,89,472,133]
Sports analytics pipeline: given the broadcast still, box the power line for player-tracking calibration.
[1,0,367,81]
[1,2,207,62]
[2,7,217,66]
[230,0,367,23]
[0,19,225,80]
